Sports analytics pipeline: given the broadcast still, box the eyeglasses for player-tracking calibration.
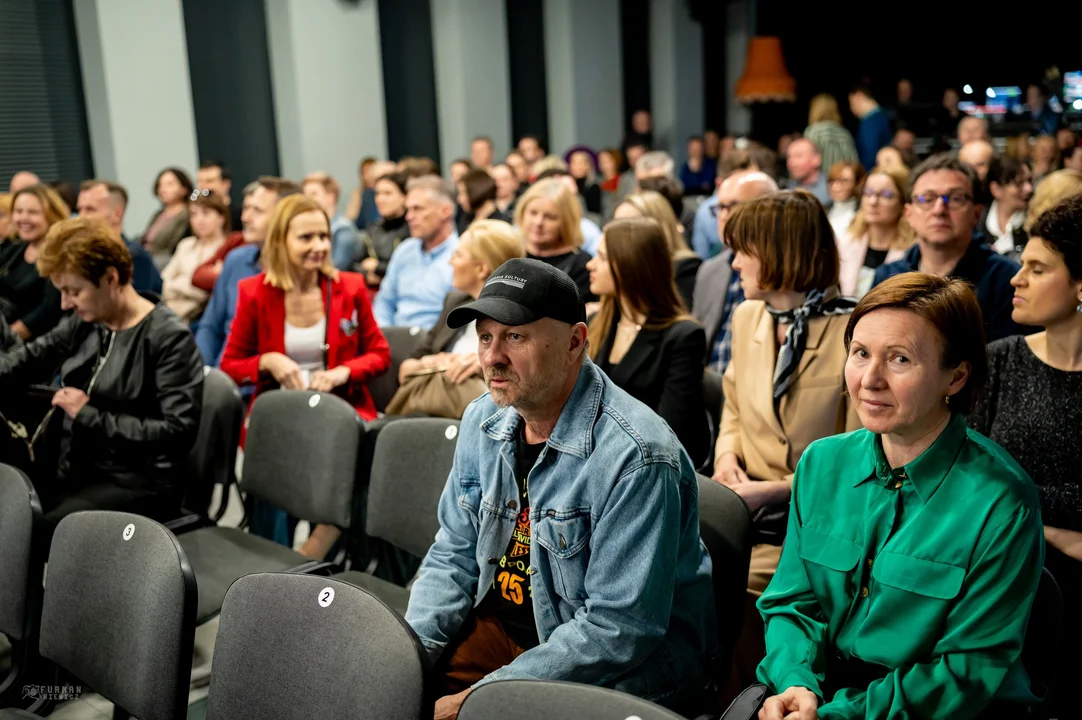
[189,188,212,201]
[710,201,740,218]
[909,192,973,210]
[862,189,897,202]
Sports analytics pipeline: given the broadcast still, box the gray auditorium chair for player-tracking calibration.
[368,325,426,412]
[0,511,196,720]
[696,474,753,691]
[205,573,429,720]
[336,417,460,613]
[459,680,685,720]
[176,389,364,624]
[0,465,46,711]
[168,367,245,532]
[701,369,723,472]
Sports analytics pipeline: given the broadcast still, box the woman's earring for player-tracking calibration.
[944,395,951,406]
[1076,303,1082,313]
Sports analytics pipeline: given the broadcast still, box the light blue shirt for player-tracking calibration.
[789,172,831,207]
[690,195,721,259]
[580,217,603,256]
[373,233,459,329]
[331,214,358,271]
[195,243,262,366]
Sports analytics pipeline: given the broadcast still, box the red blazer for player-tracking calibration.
[220,271,390,425]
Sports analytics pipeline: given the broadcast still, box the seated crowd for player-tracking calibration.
[2,92,1081,720]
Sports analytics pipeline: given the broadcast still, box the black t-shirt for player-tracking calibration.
[863,247,889,270]
[480,429,544,650]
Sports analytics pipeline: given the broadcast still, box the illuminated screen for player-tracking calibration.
[1064,71,1082,105]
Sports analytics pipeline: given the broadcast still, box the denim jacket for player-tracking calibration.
[404,359,717,701]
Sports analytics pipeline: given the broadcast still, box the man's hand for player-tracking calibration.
[434,688,472,720]
[759,686,818,720]
[51,388,89,419]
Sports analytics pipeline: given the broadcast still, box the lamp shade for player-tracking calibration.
[735,36,796,104]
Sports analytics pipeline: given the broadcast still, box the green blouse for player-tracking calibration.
[757,413,1044,719]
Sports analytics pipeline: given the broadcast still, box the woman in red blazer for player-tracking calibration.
[220,194,390,556]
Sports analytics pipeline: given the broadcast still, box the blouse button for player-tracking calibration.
[860,586,869,598]
[867,558,874,568]
[559,534,567,550]
[893,480,903,490]
[507,500,517,510]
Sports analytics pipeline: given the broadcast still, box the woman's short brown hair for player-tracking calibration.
[460,169,497,211]
[190,190,231,232]
[724,190,839,292]
[37,217,133,286]
[844,272,987,413]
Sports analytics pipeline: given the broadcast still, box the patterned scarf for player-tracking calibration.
[768,287,856,402]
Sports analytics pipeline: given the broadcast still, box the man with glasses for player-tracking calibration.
[691,170,778,371]
[873,154,1030,341]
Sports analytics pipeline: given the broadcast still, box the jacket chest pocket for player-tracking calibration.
[798,525,862,614]
[534,511,591,603]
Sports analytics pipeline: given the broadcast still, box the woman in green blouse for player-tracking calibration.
[756,273,1044,720]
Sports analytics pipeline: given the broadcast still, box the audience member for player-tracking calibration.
[195,176,301,365]
[613,141,649,206]
[534,168,603,255]
[354,171,410,289]
[565,148,602,215]
[1024,168,1082,233]
[505,148,531,184]
[756,273,1042,719]
[398,156,441,179]
[0,217,203,529]
[450,159,473,187]
[803,94,858,174]
[471,136,494,171]
[1056,128,1077,154]
[679,135,718,196]
[389,220,525,418]
[981,156,1032,259]
[597,148,623,194]
[0,194,10,240]
[516,135,545,171]
[637,174,697,243]
[1065,143,1082,173]
[848,85,892,171]
[970,196,1082,718]
[826,161,864,239]
[1026,82,1061,137]
[160,190,228,322]
[490,163,520,215]
[689,149,760,258]
[220,194,389,552]
[958,139,995,182]
[196,159,241,231]
[373,175,459,328]
[190,181,252,293]
[874,154,1029,341]
[612,191,701,308]
[958,116,990,145]
[785,138,830,205]
[875,145,908,174]
[837,165,914,298]
[8,171,41,194]
[692,170,778,373]
[456,168,509,233]
[1,184,69,340]
[75,180,163,296]
[346,158,395,230]
[142,167,194,267]
[586,216,708,464]
[703,129,721,160]
[404,257,715,718]
[302,171,358,271]
[937,87,963,139]
[622,109,654,158]
[1031,134,1061,183]
[514,178,595,301]
[1005,133,1032,163]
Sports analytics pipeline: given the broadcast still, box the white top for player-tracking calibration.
[449,319,479,356]
[828,199,858,240]
[986,200,1026,255]
[285,318,326,388]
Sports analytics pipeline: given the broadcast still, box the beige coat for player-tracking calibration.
[715,300,861,593]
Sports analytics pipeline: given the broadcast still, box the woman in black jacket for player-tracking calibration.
[0,217,203,527]
[355,171,411,290]
[585,216,709,466]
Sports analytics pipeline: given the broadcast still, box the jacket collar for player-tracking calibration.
[479,359,603,460]
[854,413,968,504]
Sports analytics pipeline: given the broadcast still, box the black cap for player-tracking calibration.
[447,258,586,329]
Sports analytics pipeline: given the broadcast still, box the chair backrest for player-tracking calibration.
[368,325,425,412]
[702,370,723,470]
[206,573,428,720]
[366,417,460,558]
[40,511,197,720]
[1022,567,1064,699]
[459,680,685,720]
[696,474,752,684]
[241,390,364,528]
[185,367,244,515]
[0,463,43,641]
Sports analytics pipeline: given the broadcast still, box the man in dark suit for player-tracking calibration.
[76,180,162,295]
[691,170,778,374]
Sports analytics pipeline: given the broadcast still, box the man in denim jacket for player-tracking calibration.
[404,258,717,719]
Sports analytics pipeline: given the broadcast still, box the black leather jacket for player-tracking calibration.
[0,303,204,494]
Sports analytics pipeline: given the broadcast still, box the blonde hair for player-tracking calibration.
[12,184,71,235]
[0,194,11,239]
[846,165,915,250]
[459,219,526,274]
[513,178,584,249]
[616,192,697,260]
[530,155,569,176]
[808,94,843,125]
[1024,169,1082,232]
[262,194,338,291]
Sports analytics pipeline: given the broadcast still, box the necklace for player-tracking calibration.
[617,319,642,332]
